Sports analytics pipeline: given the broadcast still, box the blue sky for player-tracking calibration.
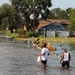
[0,0,11,6]
[0,0,75,10]
[51,0,75,9]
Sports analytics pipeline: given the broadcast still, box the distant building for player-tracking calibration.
[38,22,69,37]
[38,19,69,29]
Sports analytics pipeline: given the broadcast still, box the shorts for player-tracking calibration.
[41,60,47,65]
[62,61,70,67]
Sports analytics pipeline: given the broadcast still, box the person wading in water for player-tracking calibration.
[60,48,71,68]
[38,43,50,69]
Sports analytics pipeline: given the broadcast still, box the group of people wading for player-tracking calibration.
[38,43,71,69]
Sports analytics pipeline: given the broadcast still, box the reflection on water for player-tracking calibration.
[68,43,75,51]
[0,40,75,75]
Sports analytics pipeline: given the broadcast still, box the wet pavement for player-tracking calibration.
[0,41,75,75]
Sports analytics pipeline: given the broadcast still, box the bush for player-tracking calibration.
[25,31,40,37]
[16,28,40,37]
[33,31,40,37]
[17,28,25,35]
[25,31,32,37]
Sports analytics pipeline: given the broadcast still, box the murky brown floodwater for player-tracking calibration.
[0,40,75,75]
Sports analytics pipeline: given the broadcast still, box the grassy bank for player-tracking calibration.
[6,33,75,43]
[14,37,75,43]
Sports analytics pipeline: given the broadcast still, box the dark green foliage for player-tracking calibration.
[17,28,40,37]
[32,31,40,37]
[25,31,40,37]
[69,9,75,31]
[50,8,69,19]
[10,0,52,31]
[17,28,25,35]
[0,3,24,32]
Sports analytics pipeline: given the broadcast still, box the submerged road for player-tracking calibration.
[0,41,75,75]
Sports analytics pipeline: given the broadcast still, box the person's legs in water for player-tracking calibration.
[42,63,45,69]
[62,61,66,67]
[41,60,47,69]
[45,60,47,67]
[62,61,70,68]
[66,61,70,68]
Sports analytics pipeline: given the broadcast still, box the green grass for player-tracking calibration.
[6,33,75,43]
[6,33,19,38]
[13,37,75,43]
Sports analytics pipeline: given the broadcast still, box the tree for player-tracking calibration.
[0,3,24,32]
[10,0,52,31]
[0,4,10,30]
[66,8,72,18]
[47,12,55,19]
[69,9,75,31]
[0,7,2,29]
[51,8,62,19]
[50,8,69,19]
[58,10,68,19]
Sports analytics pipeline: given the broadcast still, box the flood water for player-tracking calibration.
[0,40,75,75]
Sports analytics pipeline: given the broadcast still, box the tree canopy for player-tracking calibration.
[69,9,75,31]
[9,0,52,31]
[0,3,24,32]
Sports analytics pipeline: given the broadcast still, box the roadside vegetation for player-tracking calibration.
[5,31,75,43]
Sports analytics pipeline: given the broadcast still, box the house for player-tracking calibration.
[38,20,70,37]
[38,19,69,29]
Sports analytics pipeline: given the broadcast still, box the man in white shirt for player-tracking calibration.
[60,49,71,68]
[39,43,50,69]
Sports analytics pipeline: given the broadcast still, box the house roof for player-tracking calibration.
[39,22,68,31]
[47,19,70,24]
[38,19,70,29]
[38,20,50,28]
